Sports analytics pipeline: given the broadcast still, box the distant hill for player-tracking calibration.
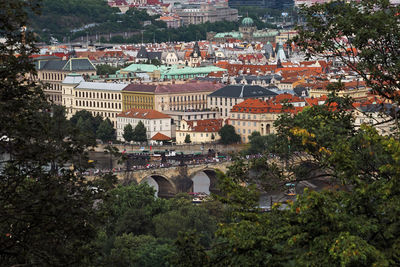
[28,0,163,42]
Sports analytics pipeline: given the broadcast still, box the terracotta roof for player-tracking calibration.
[151,132,171,141]
[184,119,223,132]
[123,84,157,93]
[117,109,170,119]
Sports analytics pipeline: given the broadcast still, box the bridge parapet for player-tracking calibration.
[113,161,231,197]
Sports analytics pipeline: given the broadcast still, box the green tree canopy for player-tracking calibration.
[123,123,135,142]
[96,118,115,143]
[184,134,191,144]
[96,64,119,75]
[133,121,147,143]
[0,1,109,265]
[218,124,241,145]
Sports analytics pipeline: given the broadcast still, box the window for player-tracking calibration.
[237,129,240,133]
[248,129,251,134]
[232,121,235,125]
[254,122,256,126]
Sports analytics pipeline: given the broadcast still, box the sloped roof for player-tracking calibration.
[151,132,171,141]
[137,46,149,58]
[117,108,171,119]
[76,82,128,91]
[185,119,223,132]
[62,73,85,84]
[208,85,278,98]
[36,58,96,71]
[123,84,157,93]
[155,82,223,94]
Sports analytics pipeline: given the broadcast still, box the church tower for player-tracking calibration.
[189,41,202,67]
[239,17,256,42]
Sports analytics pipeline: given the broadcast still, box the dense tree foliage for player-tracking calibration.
[197,1,400,266]
[218,124,241,145]
[0,1,112,265]
[295,0,400,110]
[70,110,115,144]
[27,0,245,43]
[123,123,135,143]
[96,64,119,75]
[184,134,191,144]
[133,121,147,143]
[96,118,116,143]
[88,184,221,266]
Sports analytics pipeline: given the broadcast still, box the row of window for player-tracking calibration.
[232,113,258,119]
[170,104,206,111]
[232,121,257,127]
[118,118,168,125]
[42,72,66,81]
[76,100,121,110]
[76,91,121,100]
[237,128,253,134]
[124,95,153,103]
[178,132,213,138]
[169,94,206,102]
[47,83,62,91]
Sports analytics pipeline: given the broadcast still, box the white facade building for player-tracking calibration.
[116,109,172,143]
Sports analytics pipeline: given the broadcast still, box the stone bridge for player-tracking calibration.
[116,161,231,197]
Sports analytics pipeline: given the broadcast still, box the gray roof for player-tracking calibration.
[36,58,96,71]
[75,82,128,91]
[62,74,85,84]
[208,85,278,98]
[137,46,149,58]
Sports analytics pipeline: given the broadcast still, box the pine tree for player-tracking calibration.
[96,118,115,143]
[184,134,191,144]
[133,121,147,143]
[123,123,135,142]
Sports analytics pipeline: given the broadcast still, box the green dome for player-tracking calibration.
[242,17,254,27]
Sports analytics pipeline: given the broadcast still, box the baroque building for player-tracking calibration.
[207,17,279,43]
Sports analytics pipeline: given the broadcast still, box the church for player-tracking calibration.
[207,17,279,43]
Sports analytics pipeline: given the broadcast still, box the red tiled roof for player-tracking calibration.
[151,132,171,141]
[123,84,157,93]
[184,119,223,132]
[117,109,170,119]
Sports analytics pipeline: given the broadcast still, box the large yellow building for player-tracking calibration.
[122,84,156,111]
[122,81,223,112]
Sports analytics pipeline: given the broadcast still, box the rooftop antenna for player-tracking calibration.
[153,32,155,44]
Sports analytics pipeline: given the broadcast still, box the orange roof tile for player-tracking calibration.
[117,109,170,119]
[151,132,171,141]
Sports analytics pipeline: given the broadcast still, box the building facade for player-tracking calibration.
[207,17,279,43]
[207,84,278,118]
[62,74,127,126]
[116,108,172,142]
[175,2,238,26]
[176,119,223,144]
[36,58,96,104]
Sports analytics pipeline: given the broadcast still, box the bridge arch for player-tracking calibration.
[190,169,219,195]
[140,174,175,198]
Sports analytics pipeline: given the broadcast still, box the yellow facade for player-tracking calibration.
[122,91,155,111]
[230,112,277,143]
[309,87,369,99]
